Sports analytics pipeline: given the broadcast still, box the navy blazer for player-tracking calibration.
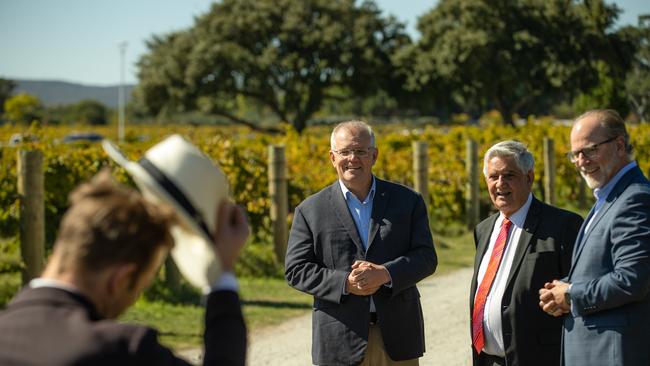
[0,286,246,366]
[285,178,437,365]
[470,197,582,366]
[563,165,650,366]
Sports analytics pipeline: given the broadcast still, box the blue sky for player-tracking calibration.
[1,0,648,86]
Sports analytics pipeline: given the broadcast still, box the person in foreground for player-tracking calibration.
[539,109,650,366]
[0,171,249,366]
[285,121,438,365]
[470,141,582,366]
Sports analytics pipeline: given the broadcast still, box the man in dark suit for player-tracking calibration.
[539,109,650,366]
[0,171,249,366]
[470,140,582,366]
[285,120,437,365]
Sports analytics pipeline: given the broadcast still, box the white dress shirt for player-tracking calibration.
[475,193,532,356]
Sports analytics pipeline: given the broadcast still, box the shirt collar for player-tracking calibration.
[339,176,376,204]
[29,277,81,294]
[500,193,533,228]
[593,161,637,202]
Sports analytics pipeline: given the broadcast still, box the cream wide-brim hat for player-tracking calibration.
[102,134,229,292]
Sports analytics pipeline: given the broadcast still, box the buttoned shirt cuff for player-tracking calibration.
[204,272,239,295]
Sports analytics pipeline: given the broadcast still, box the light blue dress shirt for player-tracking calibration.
[339,177,376,250]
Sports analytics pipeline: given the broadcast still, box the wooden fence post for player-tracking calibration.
[269,145,288,263]
[466,139,480,230]
[412,141,428,208]
[543,137,556,205]
[17,150,45,284]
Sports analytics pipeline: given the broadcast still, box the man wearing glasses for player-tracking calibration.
[539,109,650,366]
[285,120,437,365]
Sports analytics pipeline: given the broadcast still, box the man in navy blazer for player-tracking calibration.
[285,121,437,365]
[0,171,249,366]
[539,109,650,366]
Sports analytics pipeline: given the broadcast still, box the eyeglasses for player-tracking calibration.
[331,147,373,157]
[567,136,618,163]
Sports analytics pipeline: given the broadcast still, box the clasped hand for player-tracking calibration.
[346,260,390,296]
[538,280,571,317]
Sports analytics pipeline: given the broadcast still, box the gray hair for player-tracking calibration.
[483,140,534,177]
[330,120,376,150]
[575,109,633,157]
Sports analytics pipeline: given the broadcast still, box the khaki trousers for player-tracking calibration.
[359,324,419,366]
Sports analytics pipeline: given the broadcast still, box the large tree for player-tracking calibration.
[409,0,634,126]
[135,0,409,132]
[0,78,16,116]
[4,93,43,124]
[625,15,650,122]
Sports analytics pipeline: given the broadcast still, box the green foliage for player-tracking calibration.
[0,78,16,116]
[625,16,650,122]
[1,122,649,280]
[407,0,634,126]
[134,0,409,132]
[0,237,22,308]
[69,99,109,125]
[573,61,629,116]
[4,93,43,124]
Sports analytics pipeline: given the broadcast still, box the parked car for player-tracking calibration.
[63,132,104,144]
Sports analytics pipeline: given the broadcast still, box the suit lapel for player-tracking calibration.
[568,207,595,278]
[569,166,643,275]
[504,197,542,291]
[328,181,364,253]
[367,178,388,249]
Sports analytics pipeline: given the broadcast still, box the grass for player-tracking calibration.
[433,231,476,275]
[121,276,312,351]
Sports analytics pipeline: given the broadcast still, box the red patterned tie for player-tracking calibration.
[472,218,512,354]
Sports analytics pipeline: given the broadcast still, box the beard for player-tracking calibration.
[580,158,618,189]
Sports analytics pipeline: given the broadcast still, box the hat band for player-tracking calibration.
[138,157,213,241]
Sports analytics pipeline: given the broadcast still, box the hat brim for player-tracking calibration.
[102,139,220,292]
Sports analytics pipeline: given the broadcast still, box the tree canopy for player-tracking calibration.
[135,0,409,132]
[625,15,650,121]
[407,0,636,125]
[4,93,43,125]
[0,78,16,116]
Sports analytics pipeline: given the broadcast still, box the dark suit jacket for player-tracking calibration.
[470,197,582,366]
[285,178,437,365]
[0,286,246,366]
[563,165,650,366]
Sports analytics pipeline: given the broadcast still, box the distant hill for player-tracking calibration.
[13,80,135,108]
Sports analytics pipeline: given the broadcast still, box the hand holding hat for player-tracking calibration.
[103,134,236,292]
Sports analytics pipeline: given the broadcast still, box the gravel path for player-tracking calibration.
[179,267,473,366]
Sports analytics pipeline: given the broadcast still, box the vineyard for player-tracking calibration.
[2,120,650,287]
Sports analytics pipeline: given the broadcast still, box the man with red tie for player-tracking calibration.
[469,140,582,366]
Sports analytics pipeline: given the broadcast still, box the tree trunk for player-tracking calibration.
[494,96,515,127]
